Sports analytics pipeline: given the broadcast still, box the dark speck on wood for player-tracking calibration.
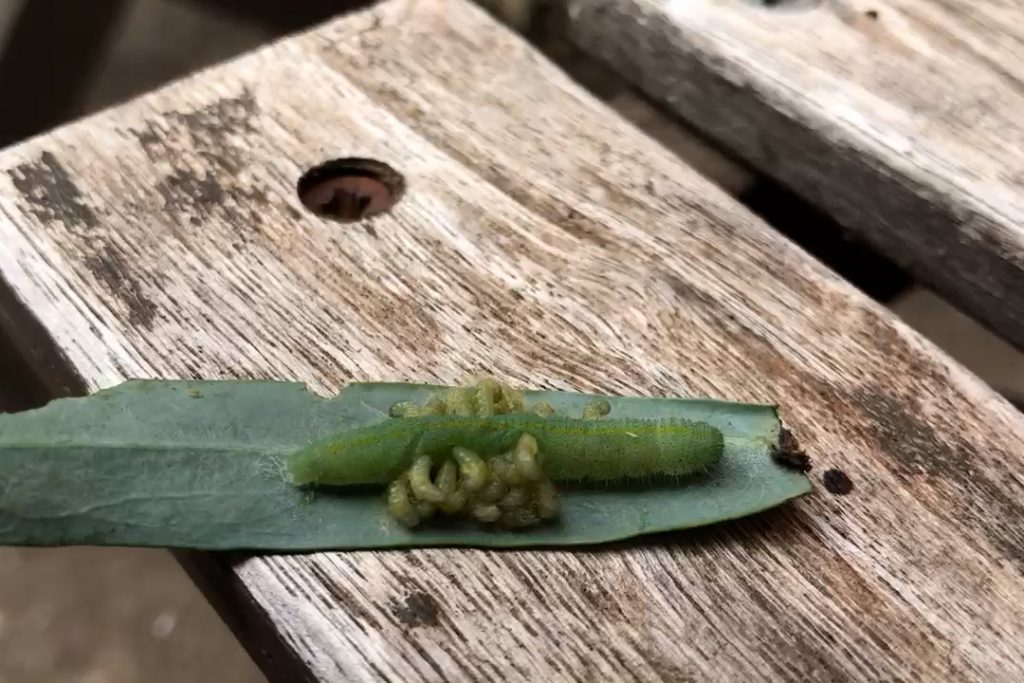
[390,591,441,628]
[823,468,854,495]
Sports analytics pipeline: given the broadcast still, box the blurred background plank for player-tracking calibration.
[0,0,373,148]
[0,0,128,147]
[567,0,1024,349]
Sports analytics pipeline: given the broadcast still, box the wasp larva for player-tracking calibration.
[436,461,467,514]
[511,433,542,482]
[387,475,421,528]
[471,503,501,523]
[408,455,446,504]
[453,447,487,492]
[476,475,508,505]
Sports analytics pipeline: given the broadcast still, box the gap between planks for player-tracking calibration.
[567,0,1024,350]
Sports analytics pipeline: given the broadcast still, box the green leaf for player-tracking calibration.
[0,380,811,550]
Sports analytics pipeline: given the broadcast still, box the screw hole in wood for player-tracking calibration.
[297,158,405,223]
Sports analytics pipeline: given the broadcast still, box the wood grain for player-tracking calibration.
[568,0,1024,347]
[0,0,1023,680]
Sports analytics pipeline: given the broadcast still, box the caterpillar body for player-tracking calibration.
[288,413,724,486]
[287,377,725,529]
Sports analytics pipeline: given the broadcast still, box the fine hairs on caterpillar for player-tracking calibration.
[286,377,725,529]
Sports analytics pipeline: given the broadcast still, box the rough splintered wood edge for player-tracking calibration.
[565,0,1024,349]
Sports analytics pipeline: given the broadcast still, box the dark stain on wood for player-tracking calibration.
[132,90,269,229]
[573,566,644,625]
[7,151,99,232]
[142,89,260,174]
[159,168,227,222]
[83,245,159,329]
[661,272,762,337]
[822,468,853,495]
[390,590,441,628]
[655,276,1024,568]
[851,385,1024,566]
[179,89,258,132]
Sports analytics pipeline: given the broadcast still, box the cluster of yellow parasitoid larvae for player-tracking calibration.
[390,377,532,419]
[386,432,561,528]
[383,377,601,529]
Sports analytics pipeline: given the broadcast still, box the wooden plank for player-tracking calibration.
[567,0,1024,347]
[0,0,1023,679]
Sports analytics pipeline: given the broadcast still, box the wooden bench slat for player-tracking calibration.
[568,0,1024,347]
[1,0,1023,680]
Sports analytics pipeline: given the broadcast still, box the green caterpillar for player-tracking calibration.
[286,377,725,529]
[288,413,724,486]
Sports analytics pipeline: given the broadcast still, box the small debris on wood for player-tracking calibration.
[773,428,812,472]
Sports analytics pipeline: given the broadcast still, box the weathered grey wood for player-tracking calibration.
[1,0,1023,680]
[568,0,1024,347]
